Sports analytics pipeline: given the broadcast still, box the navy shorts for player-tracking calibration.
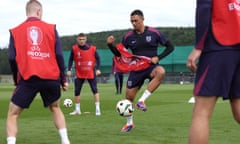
[127,64,158,89]
[11,77,61,108]
[74,78,98,96]
[194,50,240,99]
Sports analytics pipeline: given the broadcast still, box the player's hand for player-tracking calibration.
[60,73,68,91]
[151,56,159,64]
[186,48,202,72]
[62,82,68,91]
[67,71,71,76]
[96,70,101,76]
[107,35,115,44]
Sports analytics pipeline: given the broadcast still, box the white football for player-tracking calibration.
[116,99,134,117]
[63,99,73,108]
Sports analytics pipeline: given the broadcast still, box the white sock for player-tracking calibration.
[7,137,16,144]
[126,115,133,125]
[138,89,151,102]
[59,128,70,144]
[75,103,81,112]
[95,102,100,111]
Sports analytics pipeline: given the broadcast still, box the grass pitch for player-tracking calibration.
[0,83,239,144]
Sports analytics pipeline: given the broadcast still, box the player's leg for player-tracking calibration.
[229,69,240,123]
[70,78,84,115]
[121,71,146,132]
[70,95,81,115]
[126,70,147,102]
[188,52,220,144]
[136,65,165,111]
[188,96,217,144]
[230,74,240,123]
[188,51,237,143]
[49,100,70,144]
[230,98,240,123]
[41,80,70,144]
[94,93,101,116]
[229,58,240,123]
[114,72,120,94]
[6,79,38,144]
[147,65,165,92]
[119,72,124,94]
[88,78,101,116]
[126,87,139,102]
[121,87,138,132]
[122,73,140,132]
[189,51,239,143]
[6,103,23,144]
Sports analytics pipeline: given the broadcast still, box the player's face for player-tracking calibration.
[130,15,144,31]
[76,36,87,46]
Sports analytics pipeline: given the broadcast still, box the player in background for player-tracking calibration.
[67,33,101,116]
[112,57,124,95]
[107,9,174,132]
[187,0,240,143]
[6,0,70,144]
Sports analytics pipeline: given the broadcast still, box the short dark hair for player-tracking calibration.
[130,9,144,17]
[77,33,86,37]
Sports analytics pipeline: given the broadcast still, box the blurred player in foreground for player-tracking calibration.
[187,0,240,143]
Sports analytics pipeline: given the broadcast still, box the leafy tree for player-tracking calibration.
[0,48,11,74]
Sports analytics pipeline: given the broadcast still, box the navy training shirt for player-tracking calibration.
[122,26,168,58]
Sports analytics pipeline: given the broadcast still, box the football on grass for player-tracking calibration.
[116,99,134,117]
[63,99,73,108]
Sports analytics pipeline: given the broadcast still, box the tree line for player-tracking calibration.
[61,27,195,50]
[0,27,195,74]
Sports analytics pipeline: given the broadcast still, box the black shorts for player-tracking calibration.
[74,78,98,96]
[11,77,61,108]
[195,50,240,99]
[127,65,158,89]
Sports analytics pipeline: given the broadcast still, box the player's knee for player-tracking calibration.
[159,67,165,76]
[49,101,59,112]
[125,91,135,102]
[154,66,165,78]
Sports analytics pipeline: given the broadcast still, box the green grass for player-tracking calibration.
[0,83,239,144]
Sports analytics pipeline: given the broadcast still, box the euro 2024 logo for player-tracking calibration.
[27,26,43,51]
[228,0,240,14]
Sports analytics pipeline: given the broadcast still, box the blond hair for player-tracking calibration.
[26,0,42,16]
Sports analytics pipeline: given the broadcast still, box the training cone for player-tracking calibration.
[188,97,195,103]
